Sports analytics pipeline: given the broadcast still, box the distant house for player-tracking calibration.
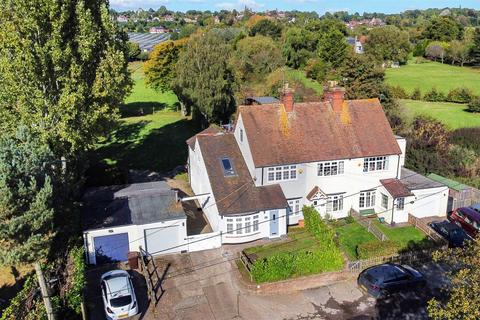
[346,36,365,54]
[117,15,129,23]
[186,83,449,244]
[128,32,170,52]
[149,26,168,34]
[163,15,175,22]
[346,18,385,30]
[244,96,280,105]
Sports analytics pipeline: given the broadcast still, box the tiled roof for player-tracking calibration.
[238,99,401,167]
[186,126,222,148]
[380,179,414,198]
[192,132,287,215]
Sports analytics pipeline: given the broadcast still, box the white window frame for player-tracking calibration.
[288,199,301,216]
[381,193,389,209]
[326,194,344,213]
[228,215,260,235]
[253,215,259,232]
[396,197,405,210]
[363,156,388,172]
[226,218,233,234]
[317,161,344,176]
[359,190,376,208]
[267,165,297,182]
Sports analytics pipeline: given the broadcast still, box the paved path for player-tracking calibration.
[86,248,450,320]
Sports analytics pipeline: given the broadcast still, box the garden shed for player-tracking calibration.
[427,174,480,212]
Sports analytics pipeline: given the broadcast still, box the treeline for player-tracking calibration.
[0,0,132,318]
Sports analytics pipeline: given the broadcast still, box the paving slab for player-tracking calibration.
[203,282,238,320]
[327,281,363,303]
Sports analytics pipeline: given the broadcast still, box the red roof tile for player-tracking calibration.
[237,99,401,167]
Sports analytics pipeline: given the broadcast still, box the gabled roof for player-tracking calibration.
[238,99,401,167]
[306,186,327,201]
[186,126,222,148]
[380,179,414,198]
[191,132,287,215]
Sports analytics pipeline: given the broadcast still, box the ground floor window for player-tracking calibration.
[381,193,389,209]
[326,194,344,213]
[359,190,376,208]
[227,215,260,235]
[396,197,405,210]
[288,199,301,215]
[226,219,233,234]
[253,215,259,232]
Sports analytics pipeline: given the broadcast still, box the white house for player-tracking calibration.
[186,83,448,243]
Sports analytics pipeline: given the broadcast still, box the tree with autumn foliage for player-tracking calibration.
[427,239,480,320]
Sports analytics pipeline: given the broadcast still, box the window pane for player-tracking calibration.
[227,224,233,234]
[268,172,274,181]
[339,161,344,174]
[290,169,296,179]
[276,171,282,180]
[363,161,368,172]
[253,220,259,231]
[245,222,251,233]
[283,171,289,180]
[236,223,242,234]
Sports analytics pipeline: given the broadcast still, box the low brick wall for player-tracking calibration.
[234,264,357,295]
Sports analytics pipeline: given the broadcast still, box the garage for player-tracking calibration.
[82,181,188,265]
[93,233,129,264]
[145,224,185,255]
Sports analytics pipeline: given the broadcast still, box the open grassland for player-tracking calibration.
[386,60,480,95]
[400,99,480,129]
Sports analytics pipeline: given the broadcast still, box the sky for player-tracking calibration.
[110,0,480,14]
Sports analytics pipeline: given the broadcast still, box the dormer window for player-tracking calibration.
[221,158,235,177]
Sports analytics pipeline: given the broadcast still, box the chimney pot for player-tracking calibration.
[323,83,345,113]
[279,83,295,113]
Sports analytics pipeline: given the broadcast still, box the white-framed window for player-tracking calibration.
[245,221,251,233]
[288,199,301,215]
[226,218,233,234]
[396,197,405,210]
[236,219,242,234]
[326,194,344,213]
[267,165,297,182]
[253,215,259,232]
[317,161,344,176]
[363,156,388,172]
[381,193,389,209]
[359,190,376,208]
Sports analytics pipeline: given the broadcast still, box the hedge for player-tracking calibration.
[1,276,46,320]
[446,87,474,104]
[356,240,400,259]
[65,246,86,315]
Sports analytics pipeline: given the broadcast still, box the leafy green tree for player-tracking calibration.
[144,39,187,93]
[229,36,283,83]
[127,41,141,61]
[249,19,282,39]
[0,0,132,160]
[470,27,480,66]
[174,31,236,124]
[340,52,385,99]
[447,40,472,66]
[428,240,480,320]
[423,16,462,41]
[364,26,411,64]
[425,41,450,63]
[0,128,56,267]
[317,29,349,69]
[283,27,317,68]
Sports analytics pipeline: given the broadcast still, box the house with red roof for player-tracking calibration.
[186,83,448,244]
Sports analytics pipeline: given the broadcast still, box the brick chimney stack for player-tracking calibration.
[279,83,295,113]
[323,81,345,113]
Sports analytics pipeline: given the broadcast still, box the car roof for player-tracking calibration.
[432,221,460,231]
[457,207,480,223]
[102,270,131,297]
[366,264,407,282]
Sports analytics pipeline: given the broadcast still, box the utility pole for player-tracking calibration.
[34,263,56,320]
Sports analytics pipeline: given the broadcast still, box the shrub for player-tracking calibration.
[410,87,422,100]
[424,87,446,102]
[356,240,400,259]
[1,276,46,320]
[446,87,474,104]
[389,85,408,99]
[304,58,328,83]
[302,206,336,247]
[345,215,355,224]
[65,246,86,315]
[467,97,480,113]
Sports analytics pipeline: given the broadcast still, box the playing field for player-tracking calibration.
[400,99,480,129]
[386,60,480,95]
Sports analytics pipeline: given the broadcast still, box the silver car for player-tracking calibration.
[100,270,138,319]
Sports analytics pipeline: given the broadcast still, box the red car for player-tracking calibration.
[448,207,480,238]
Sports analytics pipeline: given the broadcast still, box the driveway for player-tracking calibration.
[86,248,450,320]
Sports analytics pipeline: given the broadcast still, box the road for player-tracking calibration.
[86,248,450,320]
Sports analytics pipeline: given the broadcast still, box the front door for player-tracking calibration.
[270,210,279,237]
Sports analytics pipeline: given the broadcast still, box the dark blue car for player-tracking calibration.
[428,220,472,247]
[357,264,426,298]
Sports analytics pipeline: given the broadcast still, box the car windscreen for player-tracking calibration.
[110,295,132,308]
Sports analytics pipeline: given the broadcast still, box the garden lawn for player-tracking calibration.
[386,60,480,96]
[400,99,480,129]
[286,68,323,97]
[244,228,318,260]
[373,220,426,249]
[335,221,379,260]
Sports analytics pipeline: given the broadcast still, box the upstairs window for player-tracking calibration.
[267,165,297,182]
[221,158,235,176]
[317,161,344,176]
[363,156,388,172]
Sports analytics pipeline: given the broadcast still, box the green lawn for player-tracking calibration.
[373,220,426,249]
[244,228,319,260]
[286,68,323,97]
[335,221,379,260]
[87,62,199,186]
[400,99,480,129]
[386,60,480,95]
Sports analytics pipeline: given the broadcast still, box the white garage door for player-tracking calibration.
[145,224,184,255]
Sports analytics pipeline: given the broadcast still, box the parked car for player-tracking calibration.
[448,207,480,238]
[101,270,138,320]
[357,263,426,298]
[428,220,471,247]
[471,203,480,212]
